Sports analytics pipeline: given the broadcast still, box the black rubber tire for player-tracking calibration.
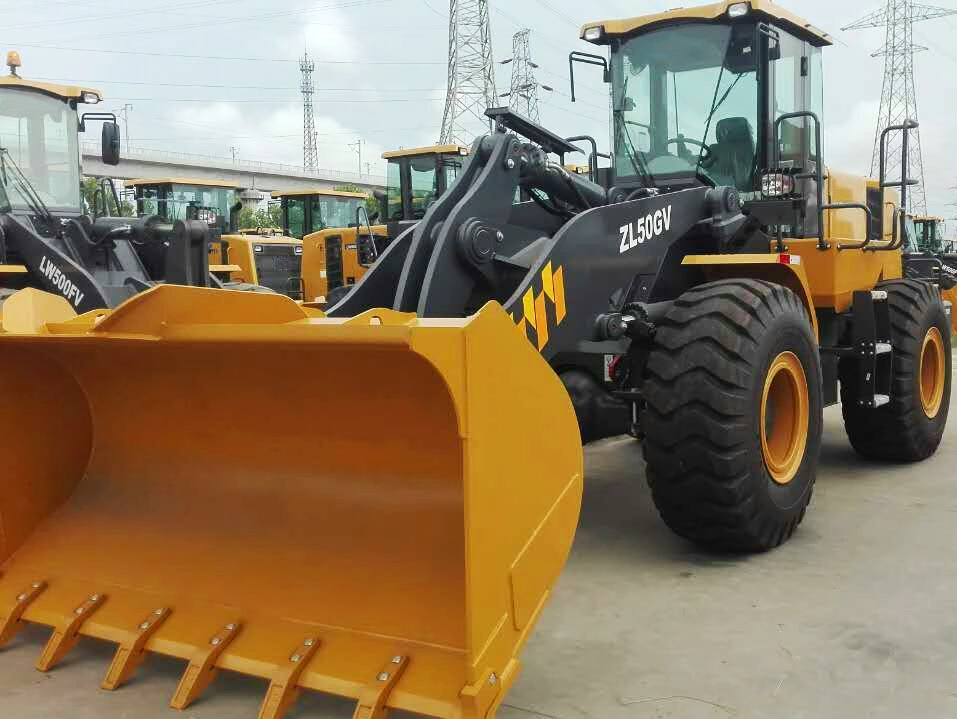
[642,279,823,552]
[840,280,951,461]
[325,285,352,306]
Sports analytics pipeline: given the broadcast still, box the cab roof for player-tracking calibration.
[0,74,102,102]
[581,0,833,48]
[126,178,242,189]
[270,188,368,199]
[382,144,470,159]
[913,215,944,222]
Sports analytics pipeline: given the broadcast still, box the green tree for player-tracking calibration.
[334,183,380,219]
[81,176,133,217]
[237,203,282,230]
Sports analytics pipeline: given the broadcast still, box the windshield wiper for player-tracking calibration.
[0,146,57,231]
[614,74,656,188]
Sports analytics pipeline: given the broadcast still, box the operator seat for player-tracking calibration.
[704,117,755,190]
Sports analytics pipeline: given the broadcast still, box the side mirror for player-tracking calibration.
[101,122,121,166]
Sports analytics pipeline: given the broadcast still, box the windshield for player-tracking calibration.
[137,183,236,234]
[913,219,943,252]
[410,156,438,219]
[903,216,919,253]
[286,196,306,238]
[386,159,403,221]
[0,88,81,212]
[312,195,364,230]
[612,22,759,191]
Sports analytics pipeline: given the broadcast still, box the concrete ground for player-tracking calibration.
[1,381,956,718]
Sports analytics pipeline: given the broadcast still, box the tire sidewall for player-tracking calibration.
[902,295,952,433]
[747,306,823,515]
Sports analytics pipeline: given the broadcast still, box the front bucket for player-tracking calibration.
[0,285,582,719]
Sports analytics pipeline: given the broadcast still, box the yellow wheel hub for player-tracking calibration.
[761,352,810,485]
[919,327,946,419]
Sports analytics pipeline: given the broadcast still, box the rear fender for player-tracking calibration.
[681,253,819,339]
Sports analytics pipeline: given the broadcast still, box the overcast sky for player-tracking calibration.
[5,0,956,217]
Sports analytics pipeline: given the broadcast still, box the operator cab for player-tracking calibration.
[128,178,240,236]
[911,216,946,253]
[273,188,369,239]
[0,51,119,221]
[583,0,830,236]
[382,145,469,222]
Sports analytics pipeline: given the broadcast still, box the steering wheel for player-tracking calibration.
[666,136,713,163]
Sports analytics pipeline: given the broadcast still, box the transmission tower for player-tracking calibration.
[300,50,319,172]
[440,0,497,145]
[843,1,956,214]
[500,29,548,123]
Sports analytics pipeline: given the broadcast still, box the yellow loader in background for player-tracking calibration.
[127,178,304,298]
[302,144,469,303]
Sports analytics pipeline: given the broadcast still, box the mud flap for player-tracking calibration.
[0,285,582,719]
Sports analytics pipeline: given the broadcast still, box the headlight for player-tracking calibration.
[294,246,303,255]
[582,25,604,42]
[761,171,795,198]
[728,2,751,18]
[81,91,100,104]
[254,245,263,253]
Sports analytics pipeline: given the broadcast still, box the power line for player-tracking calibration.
[7,0,240,31]
[527,0,579,27]
[71,0,385,42]
[36,77,446,92]
[2,42,445,65]
[102,96,446,103]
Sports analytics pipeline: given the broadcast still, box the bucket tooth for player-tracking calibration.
[256,636,322,719]
[352,655,409,719]
[170,621,242,710]
[101,607,171,690]
[0,580,47,647]
[36,592,106,671]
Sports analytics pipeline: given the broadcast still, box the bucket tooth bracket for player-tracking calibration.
[352,655,409,719]
[102,607,171,690]
[256,636,322,719]
[37,592,107,671]
[0,580,47,647]
[170,621,242,709]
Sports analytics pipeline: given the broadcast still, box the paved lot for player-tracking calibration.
[1,380,955,719]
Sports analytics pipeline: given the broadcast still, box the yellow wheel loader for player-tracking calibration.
[127,178,304,298]
[271,187,372,302]
[0,3,952,718]
[273,186,369,239]
[903,214,957,332]
[301,144,469,303]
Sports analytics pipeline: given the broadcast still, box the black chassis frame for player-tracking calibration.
[0,209,220,312]
[328,113,755,439]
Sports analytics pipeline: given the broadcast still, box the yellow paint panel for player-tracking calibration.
[534,291,549,351]
[553,266,566,324]
[540,262,554,301]
[522,289,536,329]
